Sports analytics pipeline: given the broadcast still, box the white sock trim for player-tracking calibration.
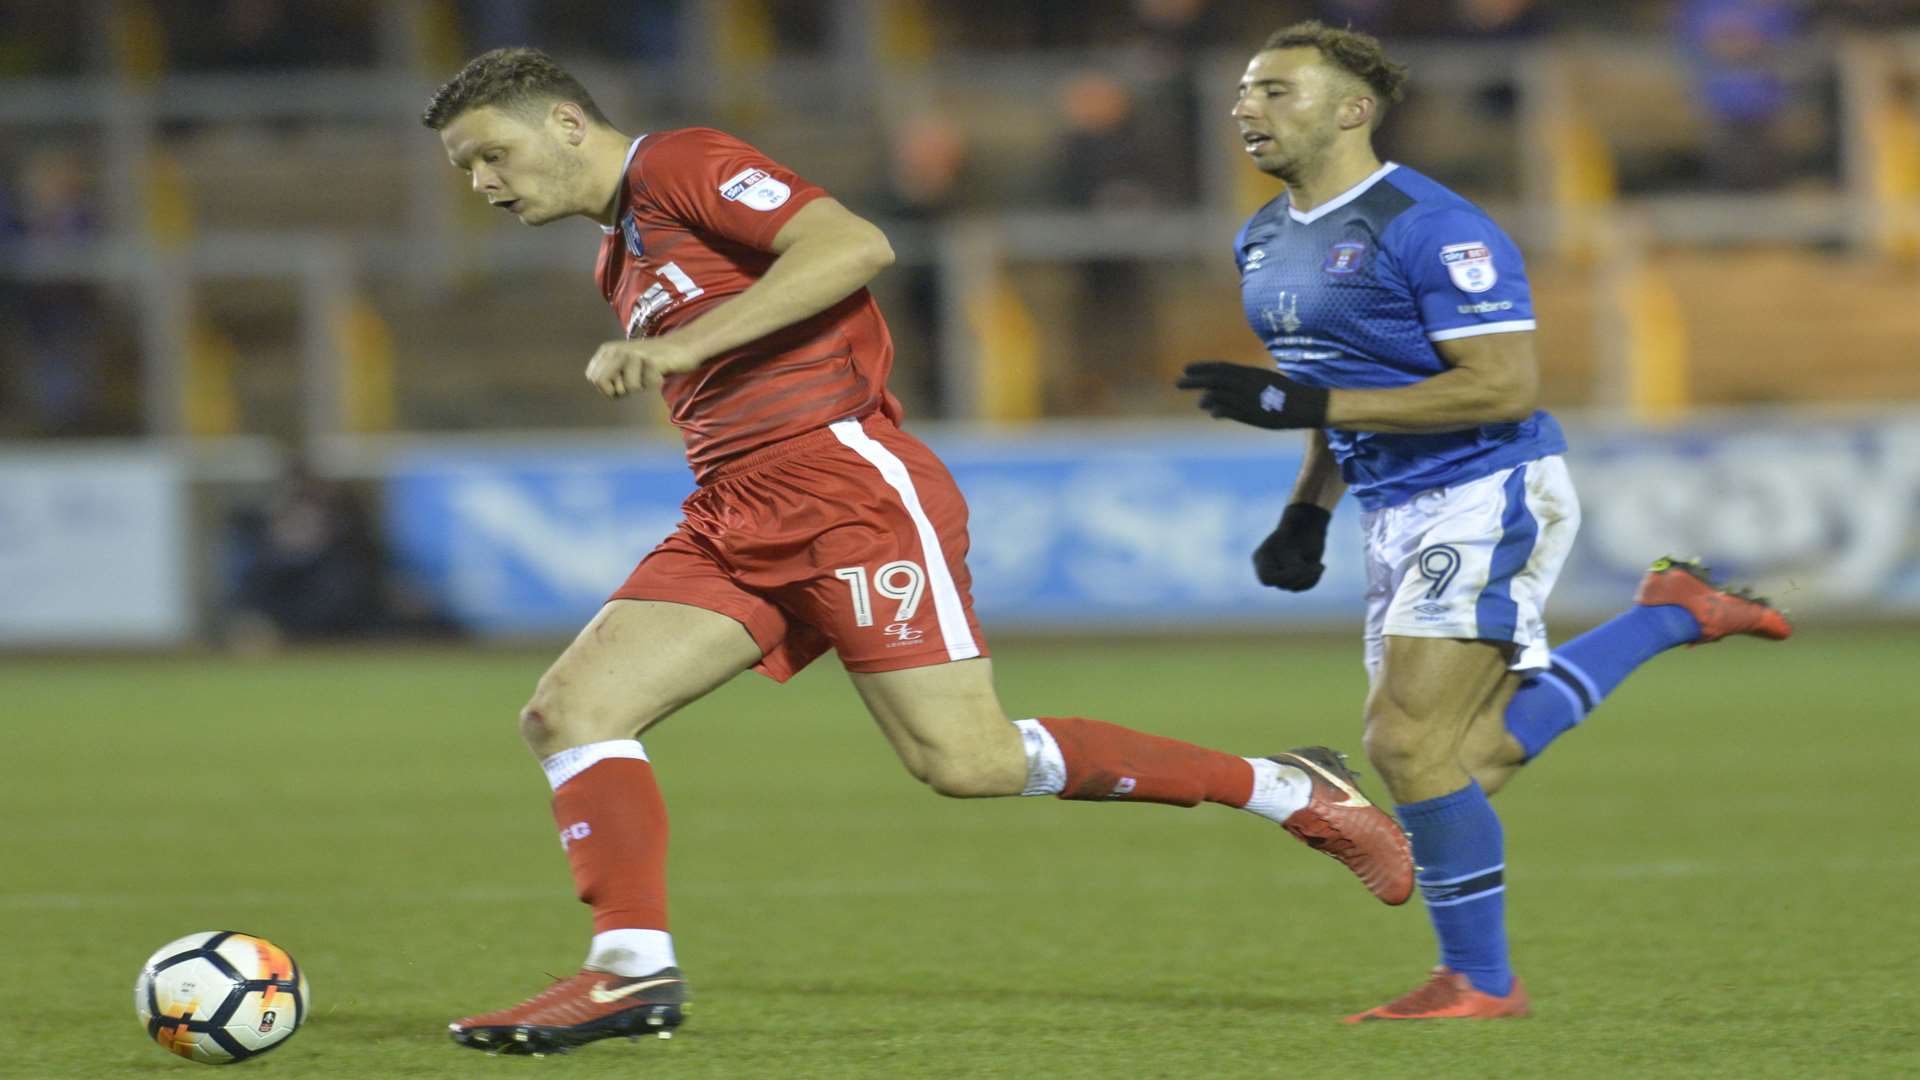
[1239,757,1311,823]
[585,928,676,977]
[1013,719,1066,796]
[541,739,649,791]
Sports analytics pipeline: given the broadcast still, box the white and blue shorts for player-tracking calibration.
[1360,455,1581,680]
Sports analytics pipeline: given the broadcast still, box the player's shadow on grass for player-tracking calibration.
[744,979,1324,1016]
[308,982,1330,1049]
[302,1006,481,1043]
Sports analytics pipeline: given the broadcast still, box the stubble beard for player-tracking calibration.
[525,134,586,225]
[1265,124,1337,189]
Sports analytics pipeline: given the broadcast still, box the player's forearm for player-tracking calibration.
[1325,365,1535,434]
[1289,429,1346,509]
[668,232,894,361]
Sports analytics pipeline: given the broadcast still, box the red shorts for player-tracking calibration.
[611,414,990,682]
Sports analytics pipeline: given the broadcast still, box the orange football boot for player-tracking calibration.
[1344,967,1530,1023]
[449,967,687,1055]
[1271,747,1415,906]
[1634,556,1792,643]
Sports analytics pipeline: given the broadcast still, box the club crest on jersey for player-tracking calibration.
[1439,241,1498,293]
[1323,240,1369,275]
[619,212,644,257]
[719,167,792,211]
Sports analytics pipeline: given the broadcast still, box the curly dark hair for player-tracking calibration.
[1261,21,1409,126]
[421,47,611,131]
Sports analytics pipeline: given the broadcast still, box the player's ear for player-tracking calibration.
[552,101,589,146]
[1338,93,1374,132]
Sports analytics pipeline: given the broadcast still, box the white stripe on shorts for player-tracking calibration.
[828,419,980,663]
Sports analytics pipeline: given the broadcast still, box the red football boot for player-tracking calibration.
[1635,556,1792,643]
[1344,967,1530,1022]
[449,967,688,1055]
[1271,747,1415,906]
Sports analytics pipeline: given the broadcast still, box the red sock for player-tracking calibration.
[551,758,670,934]
[1037,716,1254,807]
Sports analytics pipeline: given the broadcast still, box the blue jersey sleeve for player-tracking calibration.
[1391,206,1535,342]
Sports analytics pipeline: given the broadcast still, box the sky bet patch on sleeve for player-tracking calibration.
[1439,241,1497,293]
[719,167,792,211]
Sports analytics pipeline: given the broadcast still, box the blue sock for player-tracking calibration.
[1504,604,1702,761]
[1398,782,1512,996]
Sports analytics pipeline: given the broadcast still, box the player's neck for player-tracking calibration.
[1285,145,1384,216]
[587,127,636,228]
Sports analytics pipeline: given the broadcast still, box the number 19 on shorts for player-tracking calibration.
[833,561,926,627]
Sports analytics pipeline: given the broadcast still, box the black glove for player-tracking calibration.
[1176,361,1330,430]
[1253,503,1330,591]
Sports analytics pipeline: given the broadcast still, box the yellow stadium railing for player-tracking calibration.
[335,295,397,433]
[1548,116,1619,266]
[1619,259,1690,423]
[877,0,933,66]
[1867,99,1920,261]
[185,320,239,437]
[110,0,167,81]
[967,274,1043,422]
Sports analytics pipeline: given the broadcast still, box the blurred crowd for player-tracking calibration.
[4,0,1919,437]
[1,0,1913,74]
[3,0,1918,642]
[221,462,387,646]
[0,146,138,437]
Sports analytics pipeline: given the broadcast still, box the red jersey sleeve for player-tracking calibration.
[631,127,827,251]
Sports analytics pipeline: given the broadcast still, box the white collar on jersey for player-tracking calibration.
[1286,161,1399,224]
[599,135,649,234]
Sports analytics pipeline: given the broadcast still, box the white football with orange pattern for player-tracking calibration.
[134,931,309,1064]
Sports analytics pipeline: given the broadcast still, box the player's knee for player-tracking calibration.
[1361,707,1432,781]
[890,746,932,785]
[518,683,630,756]
[517,698,561,756]
[919,753,1016,799]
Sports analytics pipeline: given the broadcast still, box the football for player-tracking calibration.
[134,931,309,1064]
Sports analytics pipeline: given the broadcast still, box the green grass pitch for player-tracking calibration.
[4,629,1916,1078]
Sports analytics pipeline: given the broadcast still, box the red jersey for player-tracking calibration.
[595,127,903,480]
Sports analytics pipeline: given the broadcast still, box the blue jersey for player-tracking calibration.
[1234,163,1565,509]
